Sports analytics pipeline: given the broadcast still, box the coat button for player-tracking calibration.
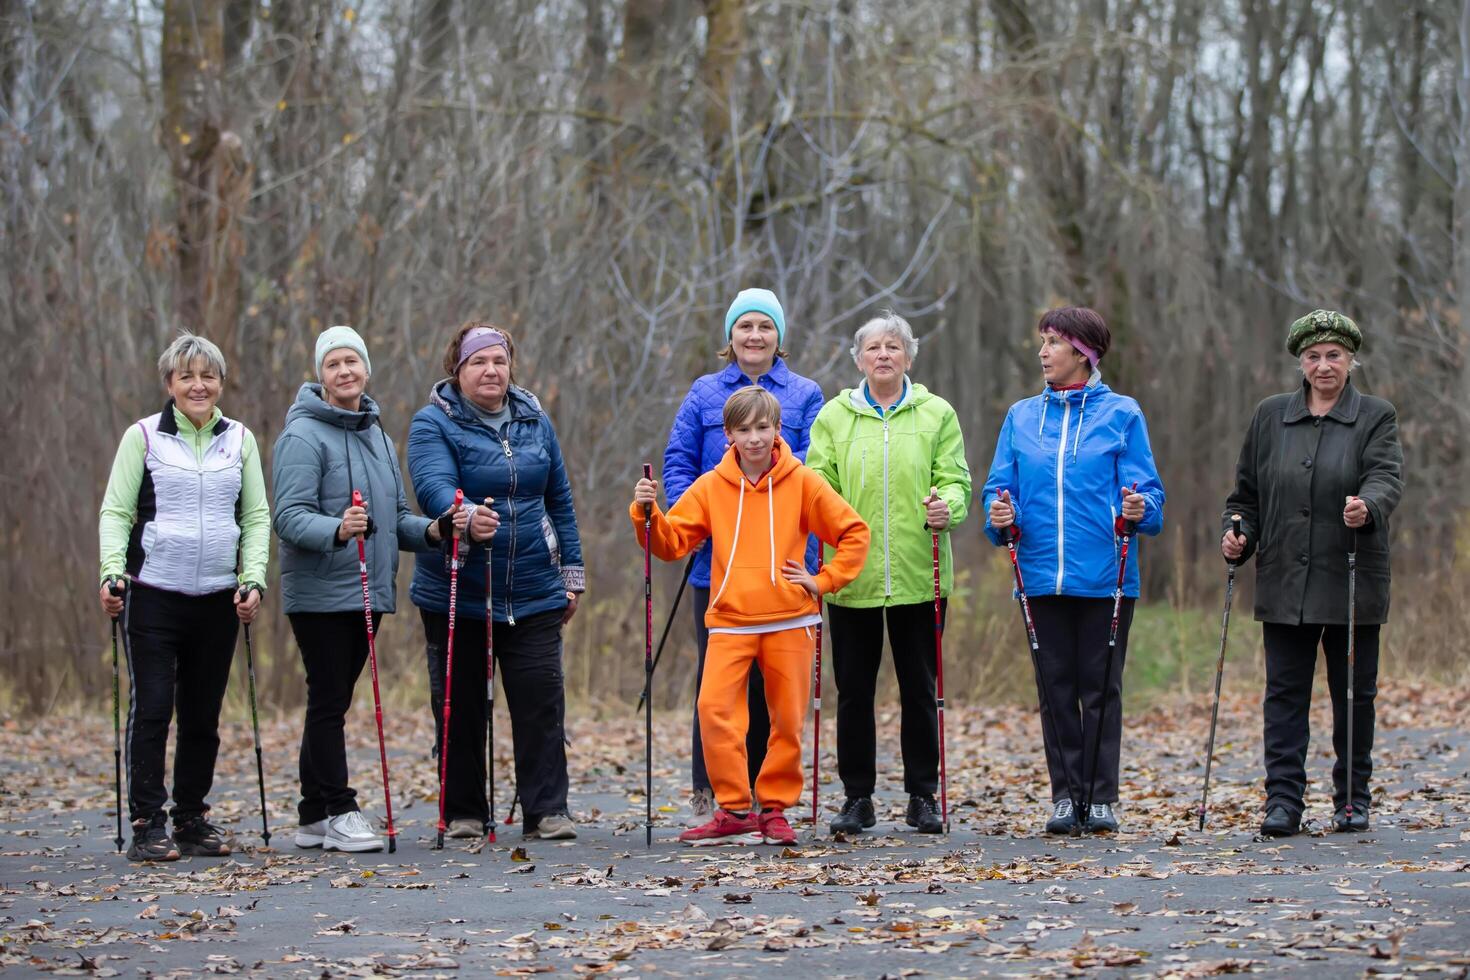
[1303,458,1313,468]
[1301,507,1310,517]
[1299,554,1308,565]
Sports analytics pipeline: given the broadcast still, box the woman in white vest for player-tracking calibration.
[97,334,271,862]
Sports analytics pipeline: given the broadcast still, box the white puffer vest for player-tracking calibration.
[134,411,245,595]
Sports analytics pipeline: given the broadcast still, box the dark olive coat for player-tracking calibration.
[1223,378,1403,625]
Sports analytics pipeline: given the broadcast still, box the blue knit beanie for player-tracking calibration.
[315,325,371,378]
[724,288,786,345]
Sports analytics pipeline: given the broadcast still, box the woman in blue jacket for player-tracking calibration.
[408,323,585,842]
[981,307,1165,836]
[661,288,824,825]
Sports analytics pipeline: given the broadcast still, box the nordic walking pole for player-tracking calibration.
[504,789,519,827]
[484,497,497,845]
[641,463,655,848]
[108,579,126,853]
[634,554,694,715]
[239,587,271,847]
[998,499,1081,835]
[436,489,465,849]
[810,553,824,828]
[1085,483,1138,823]
[354,490,397,853]
[1345,515,1358,827]
[926,487,950,834]
[1198,514,1243,832]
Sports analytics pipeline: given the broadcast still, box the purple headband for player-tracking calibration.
[1065,336,1100,369]
[456,327,508,371]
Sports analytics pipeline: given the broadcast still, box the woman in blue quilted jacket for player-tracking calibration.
[980,307,1165,837]
[408,322,585,842]
[661,288,824,825]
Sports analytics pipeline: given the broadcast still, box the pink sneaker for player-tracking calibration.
[758,808,796,845]
[678,808,761,846]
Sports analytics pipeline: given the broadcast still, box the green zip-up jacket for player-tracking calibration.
[805,378,971,608]
[98,401,271,590]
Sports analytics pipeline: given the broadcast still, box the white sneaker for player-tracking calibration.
[685,789,714,828]
[323,811,384,852]
[295,819,328,849]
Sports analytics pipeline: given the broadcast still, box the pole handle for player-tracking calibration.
[1227,514,1244,567]
[641,463,653,520]
[1115,482,1140,536]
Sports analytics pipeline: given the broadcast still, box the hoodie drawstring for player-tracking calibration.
[709,478,745,609]
[1038,393,1049,438]
[767,474,776,585]
[1072,390,1088,461]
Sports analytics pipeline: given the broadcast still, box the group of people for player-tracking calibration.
[97,291,1401,861]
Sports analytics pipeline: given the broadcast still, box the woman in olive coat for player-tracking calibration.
[1222,310,1402,837]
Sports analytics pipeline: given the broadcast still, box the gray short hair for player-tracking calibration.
[849,310,918,365]
[158,333,228,385]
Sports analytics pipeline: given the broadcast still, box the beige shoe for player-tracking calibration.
[446,818,486,839]
[527,813,577,840]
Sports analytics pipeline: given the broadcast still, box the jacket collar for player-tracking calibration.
[429,379,543,424]
[718,356,789,388]
[1284,377,1361,423]
[159,398,228,436]
[1041,368,1105,404]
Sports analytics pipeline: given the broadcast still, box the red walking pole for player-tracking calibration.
[436,488,465,850]
[810,553,824,828]
[928,487,950,834]
[353,490,397,853]
[484,497,497,845]
[641,464,654,849]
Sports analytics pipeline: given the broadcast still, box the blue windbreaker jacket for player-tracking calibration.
[980,375,1165,598]
[661,357,824,587]
[408,381,584,623]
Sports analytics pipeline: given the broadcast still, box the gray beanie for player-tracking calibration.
[315,325,371,378]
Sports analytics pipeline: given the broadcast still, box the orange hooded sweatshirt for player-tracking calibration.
[631,438,870,630]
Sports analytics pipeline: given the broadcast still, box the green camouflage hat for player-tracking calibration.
[1286,309,1362,356]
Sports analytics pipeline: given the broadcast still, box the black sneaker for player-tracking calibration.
[1085,803,1119,833]
[1260,805,1301,837]
[1332,805,1369,833]
[1044,799,1079,836]
[127,815,180,862]
[905,794,944,834]
[173,815,232,856]
[829,796,876,834]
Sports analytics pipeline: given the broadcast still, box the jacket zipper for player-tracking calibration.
[500,431,517,625]
[1054,398,1072,595]
[882,415,892,596]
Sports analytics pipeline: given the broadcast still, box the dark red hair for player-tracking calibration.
[1037,307,1110,361]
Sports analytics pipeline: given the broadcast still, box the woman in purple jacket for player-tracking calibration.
[661,288,825,826]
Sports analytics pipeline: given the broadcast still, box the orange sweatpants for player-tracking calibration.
[697,626,813,813]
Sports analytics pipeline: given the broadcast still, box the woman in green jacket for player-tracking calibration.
[805,311,971,835]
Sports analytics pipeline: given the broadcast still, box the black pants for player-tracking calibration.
[122,583,238,824]
[288,610,383,824]
[1262,622,1378,818]
[423,607,569,831]
[827,600,943,798]
[1028,595,1133,805]
[690,586,768,794]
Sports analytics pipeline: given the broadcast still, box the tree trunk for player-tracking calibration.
[161,0,252,350]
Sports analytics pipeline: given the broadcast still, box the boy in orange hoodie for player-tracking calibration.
[632,387,869,845]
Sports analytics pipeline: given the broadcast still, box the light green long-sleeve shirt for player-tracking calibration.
[98,404,271,588]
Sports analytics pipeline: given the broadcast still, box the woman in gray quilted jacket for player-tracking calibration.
[272,326,485,853]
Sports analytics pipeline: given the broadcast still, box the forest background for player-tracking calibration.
[2,0,1467,716]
